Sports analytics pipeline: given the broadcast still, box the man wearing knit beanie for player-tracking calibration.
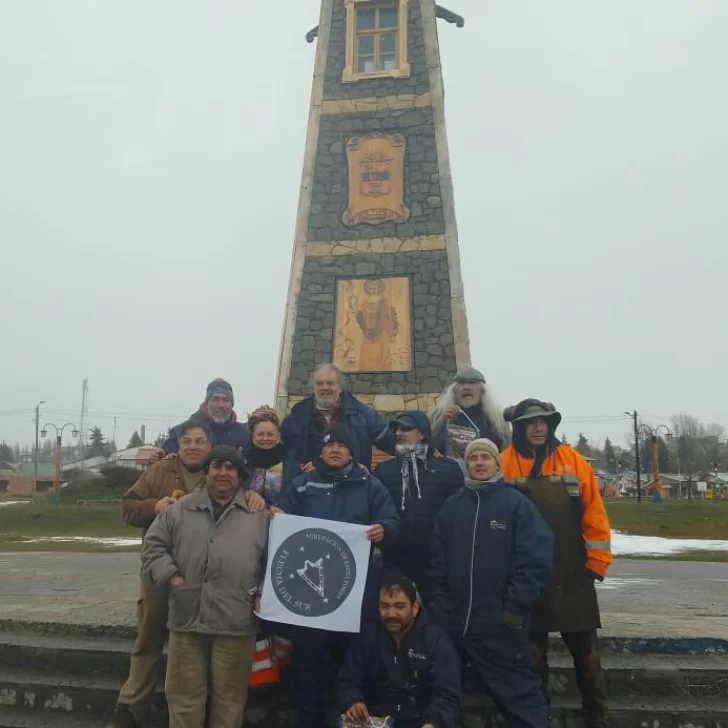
[429,437,553,728]
[274,422,400,728]
[463,438,502,470]
[500,399,612,728]
[152,378,251,462]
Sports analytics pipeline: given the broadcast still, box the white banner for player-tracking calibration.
[257,514,371,633]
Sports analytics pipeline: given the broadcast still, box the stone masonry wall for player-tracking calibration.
[287,250,457,403]
[281,0,463,412]
[323,0,430,100]
[307,109,443,242]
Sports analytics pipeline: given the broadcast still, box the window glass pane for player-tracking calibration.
[358,35,374,56]
[360,57,376,73]
[381,54,396,71]
[378,7,398,29]
[380,33,396,55]
[357,8,376,30]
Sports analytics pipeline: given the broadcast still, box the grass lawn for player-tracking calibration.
[2,485,727,555]
[605,498,728,540]
[0,479,138,550]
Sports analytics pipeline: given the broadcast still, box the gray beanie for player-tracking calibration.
[205,378,234,406]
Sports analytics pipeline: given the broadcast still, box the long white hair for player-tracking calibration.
[429,382,511,445]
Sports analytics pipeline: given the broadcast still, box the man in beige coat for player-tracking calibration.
[143,445,269,728]
[110,422,264,728]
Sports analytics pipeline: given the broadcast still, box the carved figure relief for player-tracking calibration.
[333,276,413,373]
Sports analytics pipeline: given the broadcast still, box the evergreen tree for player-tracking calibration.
[87,426,107,457]
[127,431,143,448]
[0,442,13,462]
[153,429,171,448]
[576,433,591,457]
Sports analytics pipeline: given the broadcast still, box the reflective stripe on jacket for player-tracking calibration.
[501,444,612,579]
[248,637,280,687]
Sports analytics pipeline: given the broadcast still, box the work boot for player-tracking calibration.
[106,706,141,728]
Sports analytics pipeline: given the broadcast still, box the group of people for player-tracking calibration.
[109,365,612,728]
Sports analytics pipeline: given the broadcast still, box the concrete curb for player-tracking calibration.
[1,619,726,654]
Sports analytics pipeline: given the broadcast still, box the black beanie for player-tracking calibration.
[319,423,355,456]
[203,445,248,480]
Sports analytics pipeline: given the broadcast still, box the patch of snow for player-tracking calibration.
[21,536,141,547]
[0,501,24,507]
[611,530,728,556]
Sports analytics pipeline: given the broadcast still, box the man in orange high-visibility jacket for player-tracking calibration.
[501,399,611,728]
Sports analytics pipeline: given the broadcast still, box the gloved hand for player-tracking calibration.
[585,567,604,582]
[503,610,525,630]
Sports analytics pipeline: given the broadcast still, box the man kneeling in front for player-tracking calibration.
[142,445,269,728]
[337,569,463,728]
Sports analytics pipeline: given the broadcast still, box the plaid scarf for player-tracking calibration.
[396,443,429,510]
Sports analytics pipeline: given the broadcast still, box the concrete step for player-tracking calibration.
[0,667,170,718]
[1,689,727,728]
[484,696,728,728]
[463,652,728,700]
[0,707,109,728]
[4,629,728,700]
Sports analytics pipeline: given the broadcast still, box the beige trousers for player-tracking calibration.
[165,631,256,728]
[117,570,168,721]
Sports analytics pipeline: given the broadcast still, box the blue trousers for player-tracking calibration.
[456,625,549,728]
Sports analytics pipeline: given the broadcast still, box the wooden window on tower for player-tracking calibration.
[343,0,410,83]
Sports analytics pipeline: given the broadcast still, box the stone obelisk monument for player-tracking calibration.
[276,0,469,418]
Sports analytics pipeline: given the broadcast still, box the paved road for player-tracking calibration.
[0,553,726,639]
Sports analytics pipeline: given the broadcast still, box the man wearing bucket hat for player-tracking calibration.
[501,400,612,728]
[429,366,510,459]
[374,410,463,602]
[429,438,553,728]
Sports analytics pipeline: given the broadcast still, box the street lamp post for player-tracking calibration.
[41,422,79,504]
[34,400,45,493]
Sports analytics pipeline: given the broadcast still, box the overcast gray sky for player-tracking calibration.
[1,0,726,452]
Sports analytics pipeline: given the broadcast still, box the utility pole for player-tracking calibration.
[627,410,642,503]
[34,400,45,493]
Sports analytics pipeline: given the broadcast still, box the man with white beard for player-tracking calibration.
[148,379,251,462]
[280,363,396,486]
[429,366,510,458]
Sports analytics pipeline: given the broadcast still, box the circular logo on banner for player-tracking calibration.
[271,527,357,617]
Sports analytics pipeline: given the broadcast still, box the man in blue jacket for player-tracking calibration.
[375,411,463,602]
[280,363,396,486]
[337,569,462,728]
[429,439,553,728]
[154,378,250,458]
[274,423,400,728]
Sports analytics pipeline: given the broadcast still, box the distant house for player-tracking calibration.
[109,447,156,471]
[0,471,57,497]
[61,447,155,474]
